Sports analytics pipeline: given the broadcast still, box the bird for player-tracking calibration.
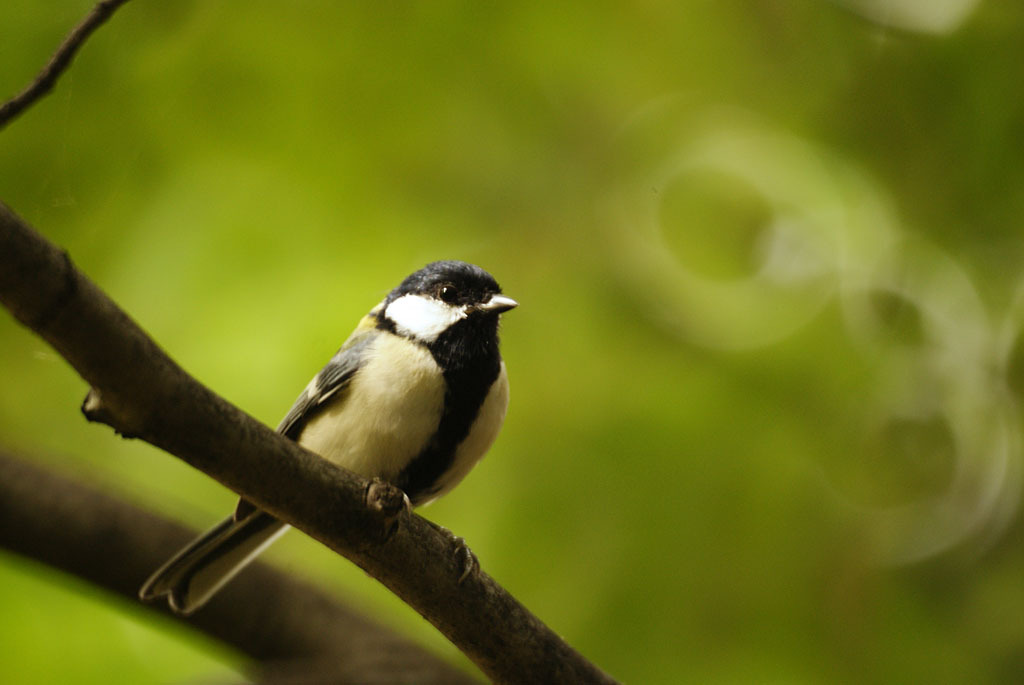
[139,260,517,615]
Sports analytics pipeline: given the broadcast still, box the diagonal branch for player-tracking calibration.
[1,4,614,681]
[0,0,132,131]
[0,450,479,685]
[0,201,616,684]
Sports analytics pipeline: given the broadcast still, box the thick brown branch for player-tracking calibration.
[0,450,478,685]
[0,0,132,130]
[0,202,616,684]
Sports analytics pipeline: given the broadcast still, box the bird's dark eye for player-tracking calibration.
[438,285,459,303]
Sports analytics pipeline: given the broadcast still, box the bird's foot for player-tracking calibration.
[426,519,479,584]
[365,478,411,541]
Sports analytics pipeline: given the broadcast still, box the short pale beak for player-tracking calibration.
[478,294,518,314]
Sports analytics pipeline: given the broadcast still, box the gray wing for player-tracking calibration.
[276,327,378,440]
[234,318,380,521]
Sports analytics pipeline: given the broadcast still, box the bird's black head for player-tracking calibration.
[380,261,517,347]
[391,260,505,306]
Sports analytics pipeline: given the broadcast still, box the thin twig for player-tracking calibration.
[0,0,132,130]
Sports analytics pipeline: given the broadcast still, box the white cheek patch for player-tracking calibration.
[385,294,467,343]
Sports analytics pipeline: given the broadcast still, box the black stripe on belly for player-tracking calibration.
[395,318,501,504]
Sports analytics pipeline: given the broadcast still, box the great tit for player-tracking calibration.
[139,260,517,615]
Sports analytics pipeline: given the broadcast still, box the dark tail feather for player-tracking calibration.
[139,511,289,615]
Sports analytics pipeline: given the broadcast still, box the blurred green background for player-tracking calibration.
[3,1,1024,682]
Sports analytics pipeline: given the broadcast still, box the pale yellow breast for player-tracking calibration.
[297,332,446,481]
